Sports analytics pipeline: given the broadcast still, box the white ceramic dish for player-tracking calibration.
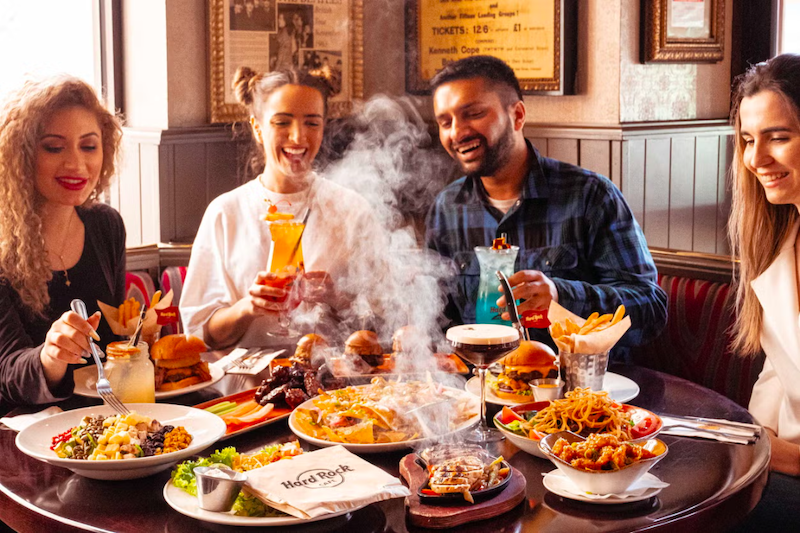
[163,481,362,526]
[466,371,640,406]
[73,364,224,400]
[542,470,664,504]
[493,402,664,459]
[538,431,668,495]
[288,385,480,453]
[15,403,226,480]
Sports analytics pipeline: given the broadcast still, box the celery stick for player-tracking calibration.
[214,404,239,416]
[206,401,236,415]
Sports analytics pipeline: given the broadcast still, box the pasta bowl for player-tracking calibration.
[539,431,668,495]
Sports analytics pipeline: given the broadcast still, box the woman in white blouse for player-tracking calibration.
[180,67,374,349]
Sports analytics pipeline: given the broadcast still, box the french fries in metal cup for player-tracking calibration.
[546,301,631,393]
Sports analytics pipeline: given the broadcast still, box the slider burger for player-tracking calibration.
[292,333,328,367]
[151,334,212,391]
[344,330,384,368]
[492,340,558,402]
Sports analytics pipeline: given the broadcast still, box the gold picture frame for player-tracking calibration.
[405,0,576,95]
[209,0,364,123]
[643,0,725,63]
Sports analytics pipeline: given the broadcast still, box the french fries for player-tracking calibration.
[549,304,627,352]
[151,290,162,308]
[117,297,141,327]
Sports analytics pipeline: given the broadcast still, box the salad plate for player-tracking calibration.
[73,363,224,400]
[466,371,640,406]
[15,403,225,480]
[163,481,361,526]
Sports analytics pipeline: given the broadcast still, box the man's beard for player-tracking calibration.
[461,120,515,180]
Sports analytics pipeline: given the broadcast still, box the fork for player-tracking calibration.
[236,350,272,370]
[70,299,130,415]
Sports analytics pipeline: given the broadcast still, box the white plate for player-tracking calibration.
[288,385,480,453]
[466,372,640,406]
[163,481,361,526]
[73,363,224,400]
[15,404,226,480]
[542,470,664,504]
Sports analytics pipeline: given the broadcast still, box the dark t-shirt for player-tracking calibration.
[0,203,126,413]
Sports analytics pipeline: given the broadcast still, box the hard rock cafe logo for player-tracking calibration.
[281,465,352,489]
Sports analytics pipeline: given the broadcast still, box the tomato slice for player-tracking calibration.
[498,406,524,425]
[630,416,654,439]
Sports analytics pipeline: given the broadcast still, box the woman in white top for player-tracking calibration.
[730,54,800,476]
[181,67,373,349]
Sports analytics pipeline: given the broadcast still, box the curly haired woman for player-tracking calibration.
[0,76,125,413]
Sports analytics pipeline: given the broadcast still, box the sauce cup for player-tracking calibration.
[530,378,564,402]
[195,466,247,512]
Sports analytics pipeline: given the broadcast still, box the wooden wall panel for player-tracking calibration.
[529,138,548,157]
[206,141,242,204]
[693,136,721,254]
[579,140,611,177]
[139,143,161,245]
[610,141,622,189]
[119,140,142,247]
[669,137,696,250]
[548,138,579,165]
[716,136,733,255]
[643,138,671,248]
[621,139,646,226]
[172,143,210,243]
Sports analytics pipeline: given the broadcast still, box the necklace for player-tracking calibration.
[53,211,75,287]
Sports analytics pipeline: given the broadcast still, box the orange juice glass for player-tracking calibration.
[267,221,304,273]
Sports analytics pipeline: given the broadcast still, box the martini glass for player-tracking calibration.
[446,324,520,444]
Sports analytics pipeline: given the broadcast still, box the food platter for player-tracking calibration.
[466,372,640,406]
[288,383,480,453]
[163,481,362,526]
[493,401,663,459]
[327,353,470,378]
[72,364,224,400]
[15,403,226,480]
[193,388,292,441]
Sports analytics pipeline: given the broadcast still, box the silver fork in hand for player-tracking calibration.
[70,299,130,415]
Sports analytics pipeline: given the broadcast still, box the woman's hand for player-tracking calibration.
[497,270,559,320]
[768,430,800,476]
[244,271,295,315]
[40,311,100,388]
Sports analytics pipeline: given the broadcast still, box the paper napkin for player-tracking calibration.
[1,406,63,432]
[211,348,285,375]
[660,415,759,445]
[544,470,669,500]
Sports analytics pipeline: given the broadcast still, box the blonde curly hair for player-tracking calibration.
[0,76,122,316]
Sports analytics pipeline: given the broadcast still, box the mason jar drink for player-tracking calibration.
[104,341,155,403]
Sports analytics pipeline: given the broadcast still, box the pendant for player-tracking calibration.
[66,279,71,287]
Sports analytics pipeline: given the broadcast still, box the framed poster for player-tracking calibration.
[405,0,576,95]
[642,0,725,63]
[209,0,364,123]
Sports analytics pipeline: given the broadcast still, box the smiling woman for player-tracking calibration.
[180,66,378,350]
[0,76,125,414]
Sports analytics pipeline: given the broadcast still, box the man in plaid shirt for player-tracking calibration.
[425,56,666,359]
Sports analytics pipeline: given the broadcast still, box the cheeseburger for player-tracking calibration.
[344,330,384,367]
[151,334,212,391]
[492,340,558,402]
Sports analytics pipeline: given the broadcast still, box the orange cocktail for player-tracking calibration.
[267,220,304,273]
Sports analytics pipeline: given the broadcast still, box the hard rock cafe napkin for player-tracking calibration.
[547,301,631,354]
[244,445,411,519]
[0,406,63,432]
[543,470,670,499]
[211,348,285,375]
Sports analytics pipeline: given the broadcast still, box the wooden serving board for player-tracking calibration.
[399,454,526,529]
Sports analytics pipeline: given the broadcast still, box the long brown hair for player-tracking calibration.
[729,54,800,355]
[0,76,122,315]
[232,66,333,176]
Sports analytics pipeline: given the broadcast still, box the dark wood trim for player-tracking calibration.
[650,248,735,283]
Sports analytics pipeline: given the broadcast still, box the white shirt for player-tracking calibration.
[749,221,800,443]
[180,175,374,348]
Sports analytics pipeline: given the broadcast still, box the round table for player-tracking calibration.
[0,365,769,532]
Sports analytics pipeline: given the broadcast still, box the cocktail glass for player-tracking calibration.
[446,324,520,444]
[474,245,519,326]
[265,220,305,336]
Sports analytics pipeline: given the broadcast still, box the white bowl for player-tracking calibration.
[15,403,226,480]
[538,431,667,495]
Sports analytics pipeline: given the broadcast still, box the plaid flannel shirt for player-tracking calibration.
[426,142,667,358]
